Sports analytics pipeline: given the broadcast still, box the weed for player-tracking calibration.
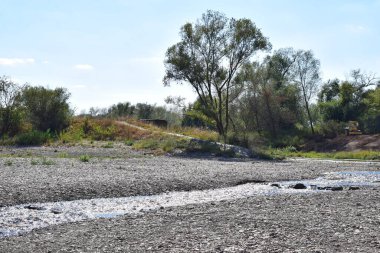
[124,140,134,146]
[133,134,189,154]
[31,159,39,165]
[101,142,114,148]
[79,154,90,162]
[57,152,70,158]
[4,160,13,166]
[41,157,55,165]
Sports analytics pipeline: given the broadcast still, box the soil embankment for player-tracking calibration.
[304,134,380,152]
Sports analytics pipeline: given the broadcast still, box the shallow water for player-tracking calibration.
[281,171,380,189]
[1,171,379,238]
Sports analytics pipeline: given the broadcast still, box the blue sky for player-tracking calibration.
[1,0,379,112]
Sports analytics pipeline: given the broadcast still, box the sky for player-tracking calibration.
[1,0,379,113]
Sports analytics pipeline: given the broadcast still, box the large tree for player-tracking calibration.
[163,10,271,141]
[293,50,321,134]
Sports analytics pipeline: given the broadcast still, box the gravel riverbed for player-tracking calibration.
[1,145,380,252]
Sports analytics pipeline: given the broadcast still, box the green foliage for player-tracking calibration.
[135,103,154,119]
[108,102,135,118]
[164,10,271,140]
[360,87,380,133]
[181,99,216,129]
[21,86,72,133]
[317,74,379,134]
[315,120,345,139]
[91,124,116,141]
[79,154,90,162]
[124,139,134,146]
[15,130,51,146]
[0,76,24,136]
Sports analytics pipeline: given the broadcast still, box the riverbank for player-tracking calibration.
[1,146,380,252]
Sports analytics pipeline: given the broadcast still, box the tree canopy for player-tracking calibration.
[164,10,271,140]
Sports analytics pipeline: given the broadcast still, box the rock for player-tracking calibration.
[349,186,360,190]
[51,208,63,214]
[317,186,343,191]
[292,183,307,189]
[24,205,46,211]
[331,186,344,191]
[271,183,281,188]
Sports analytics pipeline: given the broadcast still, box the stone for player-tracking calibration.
[51,208,63,214]
[292,183,307,189]
[24,205,46,211]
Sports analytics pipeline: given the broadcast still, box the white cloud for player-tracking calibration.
[0,58,35,66]
[344,24,369,34]
[74,64,94,70]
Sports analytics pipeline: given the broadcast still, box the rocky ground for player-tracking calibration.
[1,144,380,252]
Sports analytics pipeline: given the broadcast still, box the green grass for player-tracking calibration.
[133,134,189,154]
[269,147,380,160]
[170,126,219,142]
[101,142,114,148]
[30,157,56,165]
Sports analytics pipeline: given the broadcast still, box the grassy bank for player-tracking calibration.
[268,147,380,161]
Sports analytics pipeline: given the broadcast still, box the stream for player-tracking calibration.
[1,171,380,238]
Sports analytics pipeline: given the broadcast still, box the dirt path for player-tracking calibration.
[116,120,252,157]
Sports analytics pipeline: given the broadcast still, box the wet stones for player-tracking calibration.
[317,186,343,191]
[292,183,307,189]
[24,205,46,211]
[51,208,63,214]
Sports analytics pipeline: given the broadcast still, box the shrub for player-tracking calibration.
[15,130,51,146]
[316,120,345,139]
[21,86,72,133]
[124,139,134,146]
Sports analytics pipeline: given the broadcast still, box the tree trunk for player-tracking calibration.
[263,90,277,138]
[301,84,315,134]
